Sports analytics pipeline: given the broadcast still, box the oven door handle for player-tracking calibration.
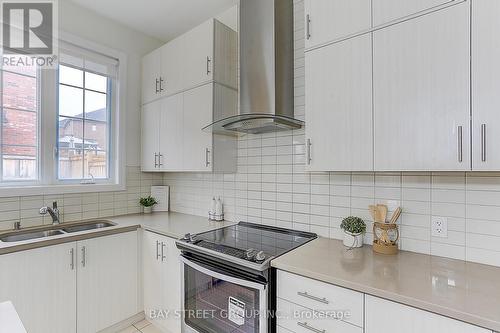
[180,256,266,291]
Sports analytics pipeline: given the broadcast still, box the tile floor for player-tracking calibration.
[119,319,163,333]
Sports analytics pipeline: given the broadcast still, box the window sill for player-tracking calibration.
[0,183,126,197]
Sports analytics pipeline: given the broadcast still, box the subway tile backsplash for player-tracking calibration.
[0,166,163,231]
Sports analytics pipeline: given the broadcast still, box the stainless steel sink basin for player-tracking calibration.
[0,229,65,242]
[62,220,114,233]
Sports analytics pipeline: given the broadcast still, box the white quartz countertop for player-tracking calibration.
[0,301,27,333]
[271,237,500,332]
[0,212,232,254]
[106,212,232,239]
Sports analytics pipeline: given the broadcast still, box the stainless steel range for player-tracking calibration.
[176,222,317,333]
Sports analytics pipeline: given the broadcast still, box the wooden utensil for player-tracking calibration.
[377,204,388,223]
[369,205,378,221]
[389,207,402,224]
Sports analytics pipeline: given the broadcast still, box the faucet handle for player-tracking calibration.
[39,207,48,215]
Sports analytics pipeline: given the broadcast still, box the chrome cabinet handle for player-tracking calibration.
[205,148,211,167]
[161,242,166,261]
[158,153,163,167]
[206,56,211,75]
[156,241,161,260]
[154,153,158,168]
[306,14,311,40]
[481,124,486,162]
[297,322,325,333]
[70,248,75,270]
[159,77,164,92]
[81,246,86,268]
[306,139,312,165]
[457,126,463,163]
[155,78,159,93]
[297,291,329,304]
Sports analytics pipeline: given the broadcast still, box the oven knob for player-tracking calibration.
[245,248,256,260]
[255,251,266,262]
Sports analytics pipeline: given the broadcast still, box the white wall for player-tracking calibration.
[59,0,163,166]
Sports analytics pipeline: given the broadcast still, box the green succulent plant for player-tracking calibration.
[340,216,366,235]
[139,196,158,207]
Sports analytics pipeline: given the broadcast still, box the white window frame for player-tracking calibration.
[0,32,127,197]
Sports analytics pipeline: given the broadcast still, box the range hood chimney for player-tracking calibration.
[203,0,303,135]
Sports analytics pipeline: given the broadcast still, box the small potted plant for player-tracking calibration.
[139,196,157,214]
[340,216,366,248]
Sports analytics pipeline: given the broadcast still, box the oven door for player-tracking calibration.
[180,255,268,333]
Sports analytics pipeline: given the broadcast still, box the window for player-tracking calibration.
[0,63,39,182]
[0,37,124,195]
[57,65,110,180]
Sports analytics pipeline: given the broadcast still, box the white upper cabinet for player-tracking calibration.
[305,34,373,171]
[141,18,237,106]
[373,0,455,27]
[373,3,470,171]
[182,84,213,172]
[160,36,184,97]
[365,295,491,333]
[159,94,184,171]
[472,0,500,170]
[142,48,161,104]
[141,100,161,172]
[304,0,371,50]
[183,20,215,89]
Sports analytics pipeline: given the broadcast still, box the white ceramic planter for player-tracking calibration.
[143,206,152,214]
[343,231,364,248]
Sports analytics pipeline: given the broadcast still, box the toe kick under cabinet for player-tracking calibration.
[277,270,492,333]
[0,231,139,333]
[141,18,238,173]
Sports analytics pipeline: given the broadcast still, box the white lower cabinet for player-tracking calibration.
[0,242,77,333]
[0,231,138,333]
[365,295,491,333]
[277,271,363,332]
[77,231,139,333]
[143,230,182,333]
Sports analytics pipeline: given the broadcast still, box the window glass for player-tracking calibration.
[57,65,110,180]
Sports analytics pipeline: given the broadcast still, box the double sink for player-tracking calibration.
[0,220,115,243]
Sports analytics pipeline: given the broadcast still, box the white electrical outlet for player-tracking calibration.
[432,216,448,238]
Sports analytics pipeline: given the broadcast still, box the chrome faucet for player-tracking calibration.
[39,201,60,225]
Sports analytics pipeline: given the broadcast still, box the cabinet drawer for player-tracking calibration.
[277,270,363,327]
[277,298,362,333]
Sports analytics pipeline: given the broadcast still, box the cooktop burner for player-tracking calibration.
[177,222,317,271]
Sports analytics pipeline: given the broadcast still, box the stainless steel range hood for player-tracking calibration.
[203,0,303,135]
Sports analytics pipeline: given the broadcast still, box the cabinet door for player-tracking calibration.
[373,0,455,27]
[183,19,214,89]
[142,48,161,104]
[143,231,164,329]
[160,36,184,96]
[77,232,138,333]
[304,0,371,50]
[160,236,182,333]
[141,101,160,172]
[159,93,184,171]
[305,35,373,171]
[373,3,470,171]
[472,0,500,170]
[143,232,182,333]
[182,84,213,171]
[0,243,77,333]
[365,295,491,333]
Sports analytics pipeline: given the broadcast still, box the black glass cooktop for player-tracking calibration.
[181,222,317,264]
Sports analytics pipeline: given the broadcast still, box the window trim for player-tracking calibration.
[0,32,127,197]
